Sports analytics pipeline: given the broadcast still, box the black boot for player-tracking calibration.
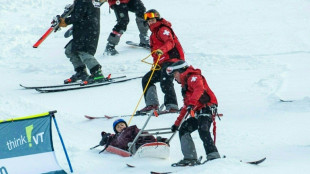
[171,158,201,167]
[104,43,119,56]
[64,66,89,84]
[83,65,105,84]
[139,42,150,49]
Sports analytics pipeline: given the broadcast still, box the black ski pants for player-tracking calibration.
[111,0,146,33]
[142,62,178,106]
[179,114,218,157]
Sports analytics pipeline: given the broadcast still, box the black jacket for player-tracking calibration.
[65,0,100,55]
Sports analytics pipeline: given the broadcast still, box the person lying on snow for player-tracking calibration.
[99,119,167,151]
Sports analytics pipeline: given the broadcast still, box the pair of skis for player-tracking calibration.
[20,75,142,93]
[127,157,266,174]
[85,105,179,120]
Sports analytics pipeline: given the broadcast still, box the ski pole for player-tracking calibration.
[90,145,100,150]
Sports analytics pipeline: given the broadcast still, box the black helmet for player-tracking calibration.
[166,60,189,75]
[144,9,161,21]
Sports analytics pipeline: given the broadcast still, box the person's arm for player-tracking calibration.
[157,26,175,54]
[187,75,205,106]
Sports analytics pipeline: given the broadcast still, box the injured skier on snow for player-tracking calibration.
[99,119,168,152]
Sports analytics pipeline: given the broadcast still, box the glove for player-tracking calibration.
[155,49,163,56]
[187,105,194,112]
[99,132,111,146]
[171,124,179,132]
[187,105,195,117]
[59,18,68,28]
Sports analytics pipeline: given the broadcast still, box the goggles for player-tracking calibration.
[144,12,159,21]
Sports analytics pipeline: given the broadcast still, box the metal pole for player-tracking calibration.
[166,111,190,144]
[139,131,173,136]
[52,113,73,173]
[128,111,154,153]
[144,127,171,132]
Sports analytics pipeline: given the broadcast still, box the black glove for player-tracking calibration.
[99,132,111,146]
[187,105,194,112]
[171,124,179,132]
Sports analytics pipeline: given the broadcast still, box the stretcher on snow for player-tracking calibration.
[104,111,178,159]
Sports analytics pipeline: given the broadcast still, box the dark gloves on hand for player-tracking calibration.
[171,124,179,132]
[99,132,111,146]
[187,105,194,112]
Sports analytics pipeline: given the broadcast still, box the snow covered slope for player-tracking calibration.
[0,0,310,173]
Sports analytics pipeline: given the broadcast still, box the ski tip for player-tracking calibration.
[151,172,172,174]
[279,99,294,102]
[246,157,266,165]
[35,88,45,93]
[126,164,135,168]
[84,115,95,119]
[104,115,113,119]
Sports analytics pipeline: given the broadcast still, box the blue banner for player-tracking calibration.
[0,113,67,174]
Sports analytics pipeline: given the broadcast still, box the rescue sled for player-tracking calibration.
[105,111,176,159]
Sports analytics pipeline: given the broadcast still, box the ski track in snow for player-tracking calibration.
[1,0,310,174]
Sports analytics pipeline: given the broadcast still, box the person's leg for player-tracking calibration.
[105,4,129,55]
[65,41,85,70]
[78,51,103,83]
[160,63,178,111]
[178,117,199,160]
[64,41,89,83]
[128,0,149,46]
[197,112,220,161]
[139,70,161,111]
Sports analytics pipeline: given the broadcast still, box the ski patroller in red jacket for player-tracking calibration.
[174,66,218,126]
[149,18,185,65]
[109,125,155,150]
[107,0,130,7]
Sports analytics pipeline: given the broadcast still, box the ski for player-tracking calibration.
[20,75,126,89]
[126,164,135,168]
[85,109,178,120]
[33,4,74,48]
[244,157,266,165]
[126,41,150,49]
[150,172,172,174]
[200,156,266,165]
[20,82,81,89]
[279,99,294,102]
[35,76,142,93]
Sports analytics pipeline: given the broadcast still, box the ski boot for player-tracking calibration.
[136,105,159,114]
[171,158,202,167]
[104,43,119,56]
[139,42,150,49]
[64,67,89,84]
[82,66,105,85]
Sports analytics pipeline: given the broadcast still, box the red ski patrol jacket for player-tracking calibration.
[149,18,185,66]
[107,0,130,7]
[174,66,218,126]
